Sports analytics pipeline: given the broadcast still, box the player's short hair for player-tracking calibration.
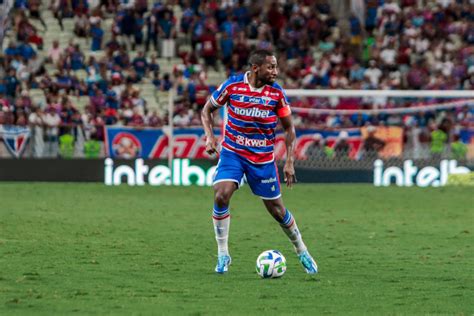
[248,49,275,66]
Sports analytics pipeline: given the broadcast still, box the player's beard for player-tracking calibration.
[259,74,276,85]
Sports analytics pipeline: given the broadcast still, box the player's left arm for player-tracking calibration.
[280,115,297,188]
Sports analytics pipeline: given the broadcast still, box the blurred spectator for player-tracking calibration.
[334,131,350,159]
[430,118,450,158]
[28,106,44,157]
[305,133,331,161]
[147,110,164,127]
[159,10,176,58]
[199,26,218,71]
[74,12,89,37]
[364,60,383,88]
[43,106,61,157]
[5,68,20,99]
[90,21,104,51]
[451,134,467,161]
[132,51,148,80]
[145,9,159,52]
[47,40,62,65]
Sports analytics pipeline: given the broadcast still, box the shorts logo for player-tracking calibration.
[233,107,270,118]
[261,177,277,184]
[236,135,267,147]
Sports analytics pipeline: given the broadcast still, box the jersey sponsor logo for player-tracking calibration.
[233,107,271,118]
[247,97,265,104]
[231,95,277,106]
[236,135,268,147]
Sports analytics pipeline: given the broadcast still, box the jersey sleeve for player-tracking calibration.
[276,89,292,118]
[210,78,233,108]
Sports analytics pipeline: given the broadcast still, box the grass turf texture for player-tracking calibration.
[0,183,473,315]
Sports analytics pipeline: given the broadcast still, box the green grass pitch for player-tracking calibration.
[0,183,473,315]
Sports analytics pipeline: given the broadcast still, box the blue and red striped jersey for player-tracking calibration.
[210,72,292,164]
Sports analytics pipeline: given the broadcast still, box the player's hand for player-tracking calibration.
[205,136,219,155]
[283,160,297,188]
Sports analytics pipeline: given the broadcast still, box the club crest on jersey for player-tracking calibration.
[262,96,272,106]
[0,125,30,158]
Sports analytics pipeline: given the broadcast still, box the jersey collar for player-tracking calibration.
[244,71,265,93]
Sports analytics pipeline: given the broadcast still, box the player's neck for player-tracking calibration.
[247,72,265,89]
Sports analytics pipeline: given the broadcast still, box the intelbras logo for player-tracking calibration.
[374,159,470,187]
[105,158,216,186]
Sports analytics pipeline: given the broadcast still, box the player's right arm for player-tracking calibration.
[201,99,219,155]
[201,78,232,155]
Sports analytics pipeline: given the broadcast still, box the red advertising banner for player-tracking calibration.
[105,127,363,160]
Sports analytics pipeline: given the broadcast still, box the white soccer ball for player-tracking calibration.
[256,250,287,278]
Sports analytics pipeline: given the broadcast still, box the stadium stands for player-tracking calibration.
[0,0,472,159]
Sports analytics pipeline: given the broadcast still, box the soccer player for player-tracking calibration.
[201,49,318,274]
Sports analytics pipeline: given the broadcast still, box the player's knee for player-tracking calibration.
[214,189,231,208]
[273,206,286,221]
[267,201,286,221]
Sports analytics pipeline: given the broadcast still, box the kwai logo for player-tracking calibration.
[105,158,216,186]
[236,135,267,147]
[233,107,270,118]
[373,159,470,187]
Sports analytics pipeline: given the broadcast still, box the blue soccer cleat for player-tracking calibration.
[298,251,318,274]
[215,255,232,274]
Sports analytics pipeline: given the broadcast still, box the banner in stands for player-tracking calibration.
[360,126,404,158]
[105,126,363,160]
[0,125,30,158]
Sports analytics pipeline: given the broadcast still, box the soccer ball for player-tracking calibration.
[256,250,287,278]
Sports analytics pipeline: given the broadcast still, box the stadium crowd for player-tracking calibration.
[0,0,473,158]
